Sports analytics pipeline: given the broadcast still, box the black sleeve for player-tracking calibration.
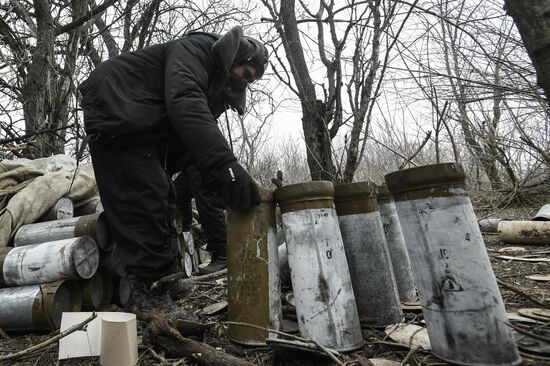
[164,37,236,183]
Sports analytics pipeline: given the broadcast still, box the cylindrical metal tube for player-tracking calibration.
[14,212,112,250]
[38,197,74,222]
[385,163,520,366]
[227,189,282,345]
[478,218,503,233]
[497,220,550,244]
[74,198,104,216]
[112,275,132,307]
[99,244,126,277]
[334,182,402,327]
[275,182,363,352]
[0,281,73,332]
[82,272,104,310]
[0,237,99,287]
[377,184,417,303]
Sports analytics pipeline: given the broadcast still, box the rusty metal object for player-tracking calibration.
[0,281,73,332]
[385,163,520,366]
[14,212,112,250]
[227,189,282,345]
[498,221,550,244]
[275,181,363,352]
[334,182,402,327]
[376,184,417,303]
[1,237,99,287]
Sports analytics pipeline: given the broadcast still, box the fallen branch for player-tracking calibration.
[400,346,422,366]
[496,278,548,308]
[152,269,227,292]
[144,310,253,366]
[0,312,96,362]
[507,322,550,344]
[224,321,343,366]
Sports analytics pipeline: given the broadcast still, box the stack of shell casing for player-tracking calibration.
[0,198,131,333]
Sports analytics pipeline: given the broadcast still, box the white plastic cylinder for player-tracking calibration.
[100,312,138,366]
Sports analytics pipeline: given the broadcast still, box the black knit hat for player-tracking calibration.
[233,36,269,79]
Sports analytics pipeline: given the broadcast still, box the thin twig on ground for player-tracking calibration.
[0,312,96,362]
[496,278,549,308]
[400,346,422,366]
[223,321,344,366]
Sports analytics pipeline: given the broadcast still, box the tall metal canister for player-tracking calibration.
[0,281,73,332]
[275,181,363,352]
[376,184,416,303]
[0,236,99,287]
[334,182,402,327]
[227,189,282,345]
[385,163,520,366]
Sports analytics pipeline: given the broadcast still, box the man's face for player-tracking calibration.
[227,64,258,93]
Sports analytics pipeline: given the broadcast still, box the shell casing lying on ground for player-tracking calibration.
[38,196,74,222]
[227,189,282,345]
[0,236,99,287]
[385,163,520,366]
[14,212,112,250]
[275,181,363,352]
[334,182,402,327]
[497,220,550,244]
[0,281,73,332]
[376,184,417,303]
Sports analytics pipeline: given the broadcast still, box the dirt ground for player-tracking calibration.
[1,204,549,366]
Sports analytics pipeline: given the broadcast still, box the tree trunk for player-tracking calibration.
[505,0,550,102]
[279,0,336,181]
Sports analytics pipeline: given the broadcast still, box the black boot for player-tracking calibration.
[198,251,227,275]
[128,275,174,314]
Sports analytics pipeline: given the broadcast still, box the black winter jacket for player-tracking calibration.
[79,32,240,181]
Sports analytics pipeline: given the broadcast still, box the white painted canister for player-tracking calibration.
[334,182,402,327]
[377,184,416,303]
[275,182,363,352]
[1,236,99,287]
[385,163,520,366]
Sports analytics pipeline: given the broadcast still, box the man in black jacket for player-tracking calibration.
[79,26,267,311]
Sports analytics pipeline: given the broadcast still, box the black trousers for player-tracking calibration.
[173,165,227,255]
[89,135,178,280]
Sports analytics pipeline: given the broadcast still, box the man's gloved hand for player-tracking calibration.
[220,162,261,211]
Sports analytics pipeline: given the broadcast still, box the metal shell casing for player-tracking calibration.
[1,236,99,287]
[0,281,73,332]
[385,163,520,366]
[376,184,417,303]
[334,182,402,327]
[227,189,282,345]
[274,181,363,352]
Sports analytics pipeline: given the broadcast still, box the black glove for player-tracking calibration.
[219,162,261,211]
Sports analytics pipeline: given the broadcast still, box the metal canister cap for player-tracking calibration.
[334,181,377,200]
[72,236,100,279]
[334,182,378,215]
[376,184,392,201]
[384,163,465,195]
[274,181,334,213]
